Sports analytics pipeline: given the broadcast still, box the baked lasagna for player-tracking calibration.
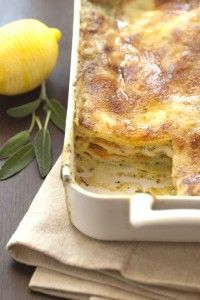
[74,0,200,196]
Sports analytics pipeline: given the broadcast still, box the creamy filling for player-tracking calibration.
[75,136,175,196]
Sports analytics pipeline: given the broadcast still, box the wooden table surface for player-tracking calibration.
[0,0,73,299]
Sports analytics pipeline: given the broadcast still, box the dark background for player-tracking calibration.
[0,0,73,299]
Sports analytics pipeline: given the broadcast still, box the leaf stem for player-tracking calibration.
[35,116,42,130]
[40,82,48,102]
[29,113,36,133]
[44,110,51,131]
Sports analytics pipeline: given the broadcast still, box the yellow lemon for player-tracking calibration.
[0,19,61,95]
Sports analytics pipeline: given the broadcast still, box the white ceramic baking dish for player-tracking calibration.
[62,0,200,242]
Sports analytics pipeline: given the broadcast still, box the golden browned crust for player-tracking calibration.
[75,0,200,195]
[172,130,200,195]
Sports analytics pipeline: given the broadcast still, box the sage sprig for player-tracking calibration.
[0,130,30,159]
[0,82,66,180]
[7,98,41,118]
[0,144,35,180]
[43,98,66,131]
[34,111,52,178]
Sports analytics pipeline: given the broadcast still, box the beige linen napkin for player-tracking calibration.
[6,156,200,300]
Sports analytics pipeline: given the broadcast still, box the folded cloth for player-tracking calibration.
[6,156,200,300]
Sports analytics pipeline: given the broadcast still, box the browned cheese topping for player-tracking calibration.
[74,0,200,195]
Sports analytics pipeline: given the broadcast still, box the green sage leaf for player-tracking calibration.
[0,144,35,180]
[7,98,41,118]
[43,98,66,132]
[0,130,30,159]
[34,129,52,178]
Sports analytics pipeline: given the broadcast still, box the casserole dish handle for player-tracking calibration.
[130,193,200,228]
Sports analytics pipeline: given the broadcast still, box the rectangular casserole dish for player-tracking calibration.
[62,0,200,242]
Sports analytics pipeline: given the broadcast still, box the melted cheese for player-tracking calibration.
[74,0,200,195]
